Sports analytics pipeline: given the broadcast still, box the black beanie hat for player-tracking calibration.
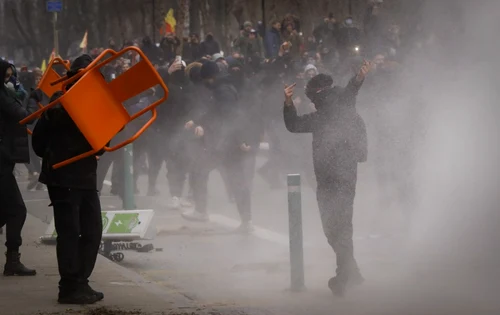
[306,73,333,90]
[200,61,220,80]
[67,54,94,78]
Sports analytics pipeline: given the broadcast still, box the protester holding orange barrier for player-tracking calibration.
[32,54,105,305]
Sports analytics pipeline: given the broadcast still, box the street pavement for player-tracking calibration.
[13,154,500,315]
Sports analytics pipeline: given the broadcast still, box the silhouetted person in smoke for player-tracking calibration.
[283,61,372,297]
[32,55,105,305]
[182,61,254,233]
[199,33,221,57]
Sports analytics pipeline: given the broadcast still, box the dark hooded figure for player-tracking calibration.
[225,57,263,190]
[31,54,105,305]
[154,58,194,207]
[0,59,38,277]
[141,36,162,65]
[283,62,371,297]
[182,61,254,233]
[199,33,221,57]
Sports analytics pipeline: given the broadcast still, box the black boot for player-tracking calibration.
[58,286,98,305]
[83,283,104,301]
[328,276,346,297]
[3,252,37,276]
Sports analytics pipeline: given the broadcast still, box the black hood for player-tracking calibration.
[66,54,94,90]
[67,54,94,78]
[0,59,13,87]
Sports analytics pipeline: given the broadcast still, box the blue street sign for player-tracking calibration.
[46,0,62,12]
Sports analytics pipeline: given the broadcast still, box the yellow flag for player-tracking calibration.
[164,8,176,32]
[49,48,56,62]
[41,59,47,72]
[79,30,88,49]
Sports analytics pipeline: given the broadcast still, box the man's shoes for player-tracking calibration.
[3,252,36,276]
[35,183,46,191]
[328,277,346,297]
[26,172,39,191]
[234,221,255,234]
[180,198,193,208]
[328,270,364,297]
[169,196,181,210]
[58,290,99,305]
[181,210,209,222]
[84,284,104,301]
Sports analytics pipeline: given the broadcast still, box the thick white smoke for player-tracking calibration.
[398,0,500,308]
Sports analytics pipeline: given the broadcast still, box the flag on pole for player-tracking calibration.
[160,9,176,35]
[49,48,56,62]
[41,59,47,72]
[79,30,88,52]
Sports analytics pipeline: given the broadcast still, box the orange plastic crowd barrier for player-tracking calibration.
[20,47,169,169]
[38,57,71,99]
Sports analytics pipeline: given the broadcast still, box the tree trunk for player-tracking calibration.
[212,0,224,47]
[176,0,189,54]
[89,0,101,49]
[114,0,126,44]
[189,0,201,35]
[200,0,214,37]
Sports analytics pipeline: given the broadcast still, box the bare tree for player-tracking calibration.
[189,0,201,35]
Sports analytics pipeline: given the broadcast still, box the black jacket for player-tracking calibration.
[200,38,221,56]
[160,37,181,63]
[32,92,104,190]
[183,43,203,63]
[199,74,247,155]
[0,60,37,167]
[156,72,196,150]
[283,77,367,175]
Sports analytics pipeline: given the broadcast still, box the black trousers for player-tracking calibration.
[48,187,102,290]
[218,150,257,198]
[166,149,189,198]
[0,163,27,252]
[146,142,167,189]
[191,151,253,223]
[316,161,360,282]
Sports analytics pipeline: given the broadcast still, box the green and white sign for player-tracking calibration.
[41,209,156,242]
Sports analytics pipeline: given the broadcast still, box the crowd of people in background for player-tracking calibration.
[6,0,418,225]
[0,0,435,302]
